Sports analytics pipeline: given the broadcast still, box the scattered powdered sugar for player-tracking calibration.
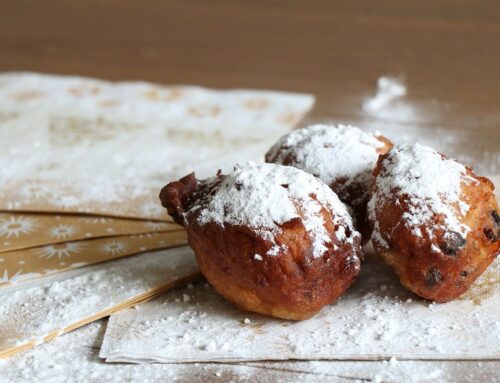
[5,318,491,383]
[0,320,259,383]
[194,163,358,259]
[368,143,477,244]
[363,76,407,114]
[266,125,386,204]
[1,255,496,381]
[0,247,199,355]
[356,75,499,177]
[100,254,499,363]
[253,254,263,261]
[0,72,314,212]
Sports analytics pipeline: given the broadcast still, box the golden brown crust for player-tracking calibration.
[159,172,198,226]
[371,155,500,302]
[186,205,361,320]
[160,166,362,320]
[374,134,394,155]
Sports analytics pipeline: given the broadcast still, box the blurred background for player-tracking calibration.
[1,2,499,379]
[1,0,499,171]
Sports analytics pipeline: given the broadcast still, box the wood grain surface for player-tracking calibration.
[1,0,500,124]
[1,1,499,381]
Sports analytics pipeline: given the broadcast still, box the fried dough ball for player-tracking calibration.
[265,124,392,242]
[160,163,362,320]
[368,143,500,302]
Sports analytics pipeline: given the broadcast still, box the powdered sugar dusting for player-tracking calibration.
[266,124,386,204]
[100,255,500,363]
[5,318,495,383]
[195,163,358,259]
[368,144,477,245]
[0,72,314,215]
[363,76,407,114]
[0,247,198,355]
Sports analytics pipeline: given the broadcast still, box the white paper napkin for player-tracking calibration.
[100,253,499,363]
[0,72,315,218]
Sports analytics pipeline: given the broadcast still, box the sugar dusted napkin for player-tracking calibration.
[101,257,499,363]
[0,231,186,287]
[0,246,200,359]
[0,72,315,219]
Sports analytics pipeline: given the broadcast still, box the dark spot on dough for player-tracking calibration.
[460,270,468,277]
[426,267,444,287]
[484,228,499,242]
[345,226,352,238]
[492,210,500,226]
[256,274,269,287]
[485,228,494,240]
[439,231,466,256]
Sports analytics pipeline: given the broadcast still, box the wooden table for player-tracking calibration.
[1,1,499,381]
[2,0,500,123]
